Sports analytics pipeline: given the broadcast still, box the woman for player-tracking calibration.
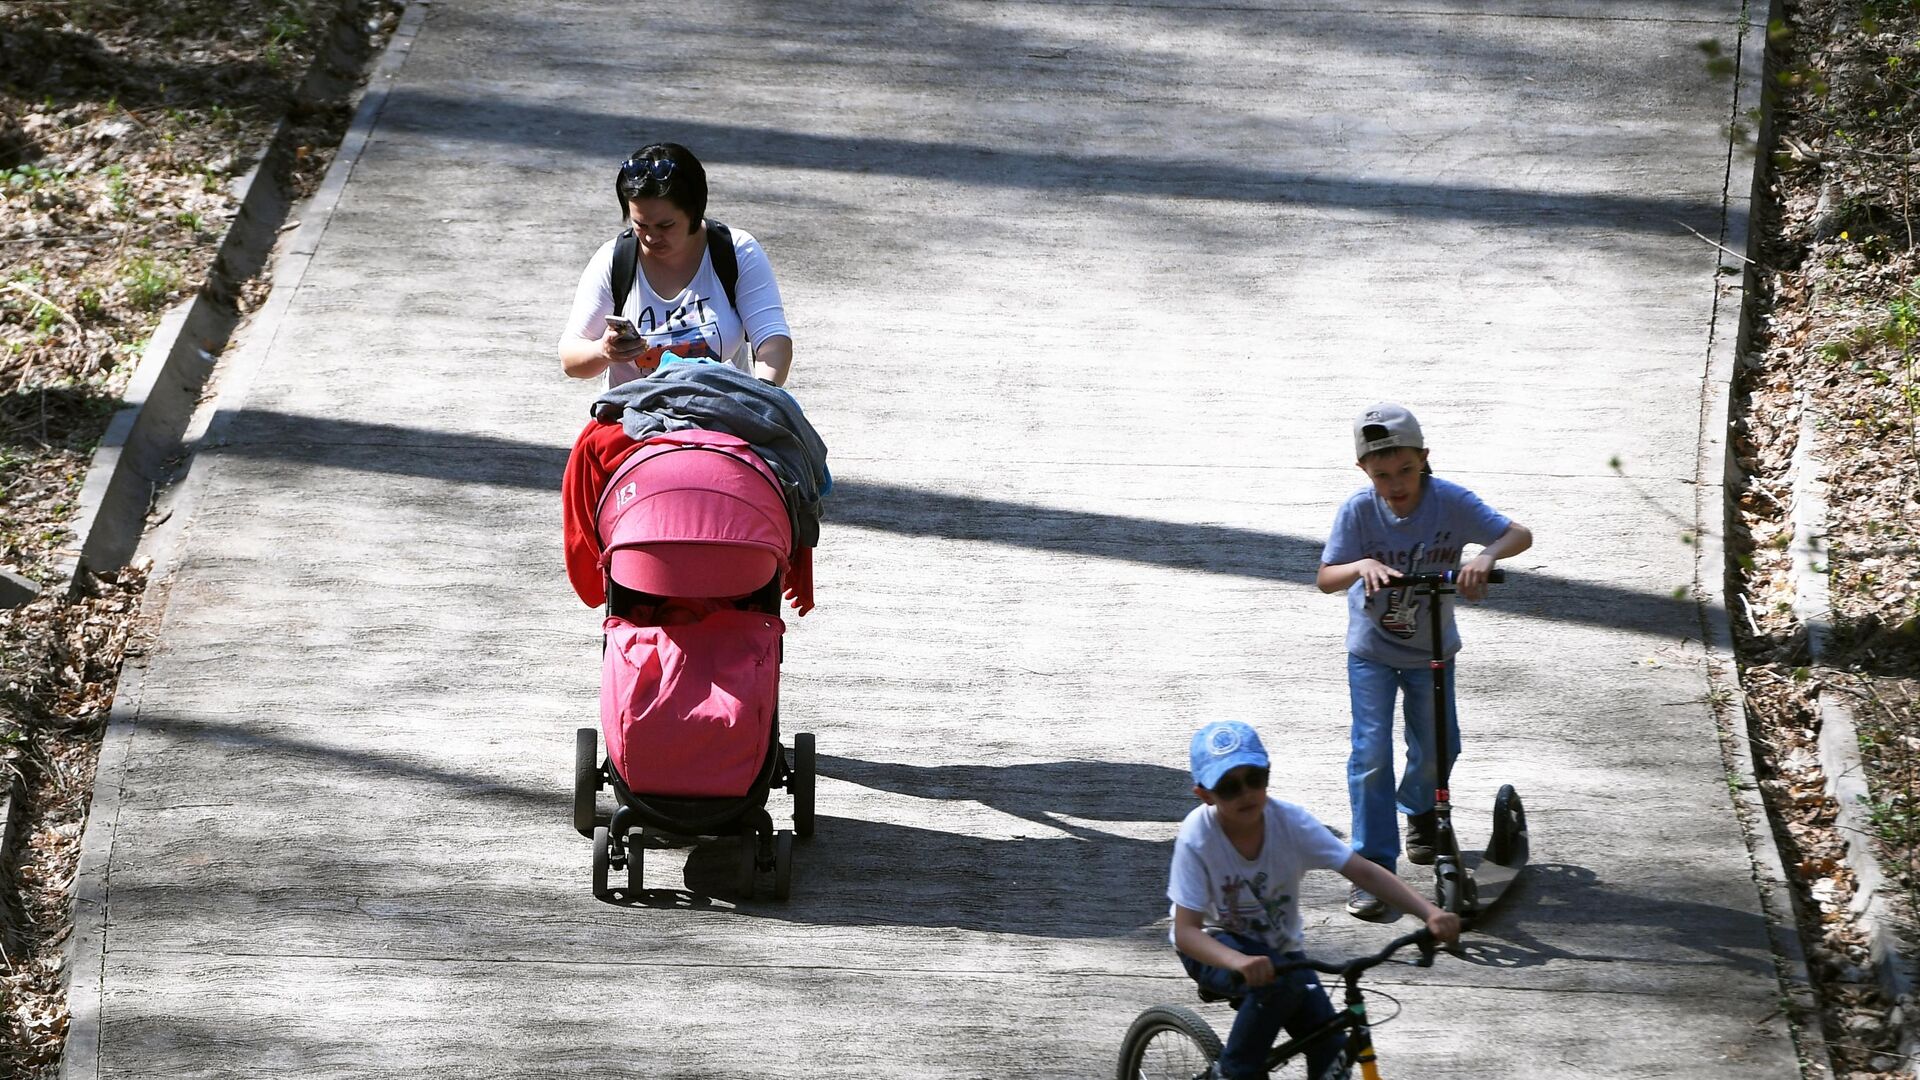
[558,142,793,387]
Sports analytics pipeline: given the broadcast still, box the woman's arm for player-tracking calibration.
[752,335,793,386]
[560,326,652,380]
[731,230,793,385]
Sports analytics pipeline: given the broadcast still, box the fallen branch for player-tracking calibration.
[1674,219,1756,265]
[0,283,80,335]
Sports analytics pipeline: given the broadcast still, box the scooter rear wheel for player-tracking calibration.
[1488,784,1527,866]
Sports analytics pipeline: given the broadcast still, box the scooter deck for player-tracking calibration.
[1461,841,1529,918]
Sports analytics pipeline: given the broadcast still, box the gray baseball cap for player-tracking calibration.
[1354,402,1424,460]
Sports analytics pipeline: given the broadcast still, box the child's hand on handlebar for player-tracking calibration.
[1233,954,1276,988]
[1425,909,1463,946]
[1232,952,1276,988]
[1455,554,1497,601]
[1356,559,1401,596]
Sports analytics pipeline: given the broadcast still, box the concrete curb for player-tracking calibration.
[0,770,24,939]
[1709,1,1837,1075]
[54,8,430,1079]
[1789,394,1920,1076]
[53,0,391,597]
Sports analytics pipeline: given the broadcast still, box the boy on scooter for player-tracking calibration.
[1317,403,1532,920]
[1169,720,1461,1079]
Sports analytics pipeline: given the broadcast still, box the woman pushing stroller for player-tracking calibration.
[557,142,795,388]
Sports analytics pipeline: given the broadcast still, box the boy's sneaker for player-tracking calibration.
[1405,811,1438,866]
[1345,885,1387,920]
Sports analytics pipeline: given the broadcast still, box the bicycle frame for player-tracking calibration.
[1264,968,1384,1079]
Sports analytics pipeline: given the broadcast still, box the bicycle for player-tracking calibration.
[1116,928,1438,1080]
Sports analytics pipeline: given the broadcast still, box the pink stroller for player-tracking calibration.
[571,429,815,902]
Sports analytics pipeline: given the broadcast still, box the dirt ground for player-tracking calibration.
[0,1,399,1074]
[1728,0,1920,1076]
[0,0,1916,1077]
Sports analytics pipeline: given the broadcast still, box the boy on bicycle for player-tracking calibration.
[1170,720,1461,1080]
[1317,403,1532,919]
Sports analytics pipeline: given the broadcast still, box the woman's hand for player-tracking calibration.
[601,326,664,371]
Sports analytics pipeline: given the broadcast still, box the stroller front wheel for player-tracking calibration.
[773,830,794,902]
[591,826,612,902]
[626,828,645,896]
[736,830,759,899]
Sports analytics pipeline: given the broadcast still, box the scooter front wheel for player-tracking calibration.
[1116,1004,1221,1080]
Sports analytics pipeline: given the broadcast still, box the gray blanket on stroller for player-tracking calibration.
[591,364,829,548]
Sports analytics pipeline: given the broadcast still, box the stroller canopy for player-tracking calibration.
[595,429,791,599]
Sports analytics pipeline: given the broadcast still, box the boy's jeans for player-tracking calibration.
[1348,653,1459,871]
[1180,933,1341,1079]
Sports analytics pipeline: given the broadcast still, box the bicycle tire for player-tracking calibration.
[1116,1004,1222,1080]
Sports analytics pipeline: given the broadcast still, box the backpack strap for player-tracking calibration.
[704,219,740,315]
[606,219,739,318]
[610,228,637,317]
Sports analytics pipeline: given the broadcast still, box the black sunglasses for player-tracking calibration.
[618,156,676,195]
[1211,766,1270,801]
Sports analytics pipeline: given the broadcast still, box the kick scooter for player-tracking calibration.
[1396,568,1529,919]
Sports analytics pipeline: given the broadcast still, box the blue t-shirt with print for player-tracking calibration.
[1321,476,1511,668]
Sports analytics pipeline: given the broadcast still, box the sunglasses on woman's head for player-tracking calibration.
[618,156,676,195]
[1210,766,1269,801]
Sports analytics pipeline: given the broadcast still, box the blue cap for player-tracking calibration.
[1189,721,1270,790]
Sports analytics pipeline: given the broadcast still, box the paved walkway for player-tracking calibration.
[65,1,1794,1077]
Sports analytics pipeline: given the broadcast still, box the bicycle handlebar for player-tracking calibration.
[1271,928,1438,979]
[1391,569,1506,588]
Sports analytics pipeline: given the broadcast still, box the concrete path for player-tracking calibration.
[65,1,1795,1077]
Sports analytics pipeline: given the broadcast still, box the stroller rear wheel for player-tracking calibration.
[625,828,645,895]
[736,829,759,899]
[573,728,600,838]
[591,826,612,902]
[773,830,794,901]
[792,732,816,839]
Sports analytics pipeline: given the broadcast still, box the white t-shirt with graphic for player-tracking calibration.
[559,225,791,389]
[1167,798,1352,954]
[1320,476,1511,668]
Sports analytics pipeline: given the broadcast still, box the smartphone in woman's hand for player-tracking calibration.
[604,314,642,341]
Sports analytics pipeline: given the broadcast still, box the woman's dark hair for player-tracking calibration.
[614,142,707,231]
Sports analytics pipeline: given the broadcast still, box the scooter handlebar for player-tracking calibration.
[1394,569,1507,587]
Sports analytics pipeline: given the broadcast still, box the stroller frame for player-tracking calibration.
[575,566,816,904]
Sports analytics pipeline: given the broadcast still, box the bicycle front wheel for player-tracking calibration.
[1117,1004,1222,1080]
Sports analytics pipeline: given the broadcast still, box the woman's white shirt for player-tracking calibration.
[560,225,790,388]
